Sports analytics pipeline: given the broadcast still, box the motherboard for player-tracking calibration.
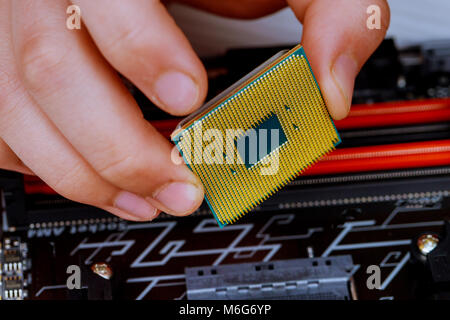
[1,39,450,300]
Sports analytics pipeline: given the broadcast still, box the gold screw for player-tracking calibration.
[417,234,439,255]
[91,262,113,280]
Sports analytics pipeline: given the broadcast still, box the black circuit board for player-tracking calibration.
[9,194,449,300]
[1,39,450,300]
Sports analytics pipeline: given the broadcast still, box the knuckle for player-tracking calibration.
[0,69,19,98]
[50,164,85,200]
[19,35,70,91]
[97,153,152,187]
[0,68,23,118]
[0,85,20,121]
[0,85,28,134]
[103,24,151,64]
[50,163,105,206]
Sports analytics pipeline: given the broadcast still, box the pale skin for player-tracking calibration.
[0,0,390,221]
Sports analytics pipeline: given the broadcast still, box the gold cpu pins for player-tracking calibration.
[171,44,341,227]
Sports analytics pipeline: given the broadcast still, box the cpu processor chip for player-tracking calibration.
[171,44,341,227]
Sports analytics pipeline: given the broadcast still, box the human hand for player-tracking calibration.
[0,0,389,221]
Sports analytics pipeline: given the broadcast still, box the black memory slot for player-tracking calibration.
[338,122,450,148]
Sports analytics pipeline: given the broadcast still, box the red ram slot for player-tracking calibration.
[303,139,450,175]
[335,98,450,130]
[23,140,450,195]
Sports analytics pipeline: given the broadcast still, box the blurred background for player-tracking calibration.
[168,0,450,57]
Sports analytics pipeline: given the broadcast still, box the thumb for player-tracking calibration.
[289,0,390,120]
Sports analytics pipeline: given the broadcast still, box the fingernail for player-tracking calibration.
[152,182,203,214]
[114,191,158,220]
[154,71,199,114]
[332,54,358,114]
